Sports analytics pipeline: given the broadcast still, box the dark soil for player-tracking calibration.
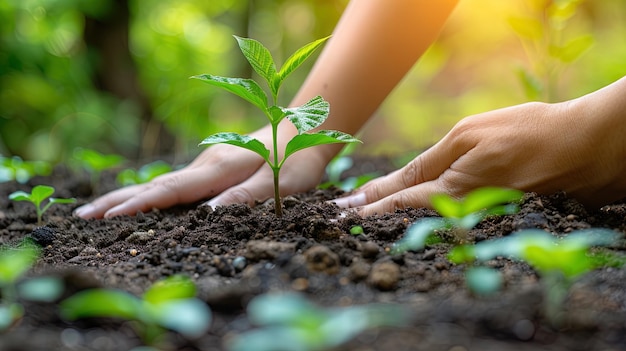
[1,157,626,351]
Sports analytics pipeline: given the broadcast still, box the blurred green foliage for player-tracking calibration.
[1,0,625,164]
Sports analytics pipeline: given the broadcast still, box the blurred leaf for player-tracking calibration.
[18,276,64,302]
[550,35,594,62]
[149,299,211,338]
[465,266,502,296]
[61,289,143,321]
[508,16,543,40]
[143,275,196,305]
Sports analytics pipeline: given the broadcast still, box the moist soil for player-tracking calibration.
[1,157,626,351]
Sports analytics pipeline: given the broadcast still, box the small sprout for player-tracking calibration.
[319,145,379,191]
[61,275,211,346]
[227,292,409,351]
[349,225,364,236]
[117,160,173,186]
[9,185,76,225]
[391,187,524,254]
[72,148,125,190]
[0,156,51,184]
[0,239,64,330]
[449,228,622,325]
[193,36,361,217]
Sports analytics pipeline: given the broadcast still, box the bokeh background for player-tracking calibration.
[2,0,625,165]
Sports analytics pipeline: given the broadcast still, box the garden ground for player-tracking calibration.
[1,157,625,351]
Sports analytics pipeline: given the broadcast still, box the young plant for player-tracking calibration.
[319,144,379,191]
[0,156,51,184]
[60,275,211,346]
[449,228,622,325]
[192,36,360,217]
[72,148,125,189]
[0,239,64,330]
[9,185,76,225]
[227,292,409,351]
[391,187,524,254]
[117,160,173,186]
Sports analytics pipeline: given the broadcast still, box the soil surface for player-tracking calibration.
[1,157,626,351]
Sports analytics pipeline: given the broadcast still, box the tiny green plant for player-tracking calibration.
[227,292,409,351]
[192,36,360,217]
[0,239,64,330]
[0,156,51,184]
[318,144,379,191]
[72,148,126,189]
[60,275,211,346]
[449,228,622,325]
[116,160,173,186]
[9,185,76,225]
[391,187,524,254]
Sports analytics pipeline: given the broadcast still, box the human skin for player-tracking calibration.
[333,76,626,216]
[74,0,458,219]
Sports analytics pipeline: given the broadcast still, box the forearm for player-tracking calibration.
[284,0,458,161]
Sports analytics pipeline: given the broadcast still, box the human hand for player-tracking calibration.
[74,126,330,219]
[334,96,626,216]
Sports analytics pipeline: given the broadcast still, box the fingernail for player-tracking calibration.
[332,192,367,208]
[74,204,95,218]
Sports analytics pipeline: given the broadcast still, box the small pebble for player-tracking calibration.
[368,261,400,291]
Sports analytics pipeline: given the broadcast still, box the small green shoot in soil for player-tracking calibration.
[0,239,64,330]
[60,275,211,346]
[350,225,364,236]
[193,36,360,217]
[72,148,125,190]
[9,185,76,225]
[0,156,51,184]
[319,144,379,191]
[449,228,622,325]
[116,160,173,186]
[391,187,524,254]
[227,292,409,351]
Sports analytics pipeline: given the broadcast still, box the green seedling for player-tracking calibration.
[117,160,173,186]
[193,36,360,217]
[391,187,524,254]
[349,225,364,236]
[319,144,379,191]
[61,275,211,346]
[0,239,64,330]
[0,156,51,184]
[227,292,409,351]
[449,228,622,325]
[9,185,76,225]
[72,148,125,189]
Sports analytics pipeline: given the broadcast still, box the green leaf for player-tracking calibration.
[391,218,447,255]
[49,197,77,205]
[143,275,196,305]
[515,66,543,101]
[18,276,65,302]
[191,74,268,111]
[508,16,543,40]
[284,130,360,160]
[465,266,502,296]
[149,299,212,338]
[199,132,270,162]
[282,96,330,134]
[73,148,125,172]
[27,185,55,205]
[0,243,39,284]
[234,36,278,98]
[550,35,594,63]
[60,289,143,321]
[430,193,461,218]
[275,36,330,94]
[463,187,524,214]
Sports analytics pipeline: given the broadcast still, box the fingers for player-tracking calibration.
[358,179,445,216]
[205,169,275,207]
[333,131,475,210]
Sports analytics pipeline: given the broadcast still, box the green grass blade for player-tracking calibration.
[282,96,330,134]
[199,132,270,162]
[284,131,360,160]
[191,74,268,111]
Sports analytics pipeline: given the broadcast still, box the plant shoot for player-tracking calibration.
[9,185,76,225]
